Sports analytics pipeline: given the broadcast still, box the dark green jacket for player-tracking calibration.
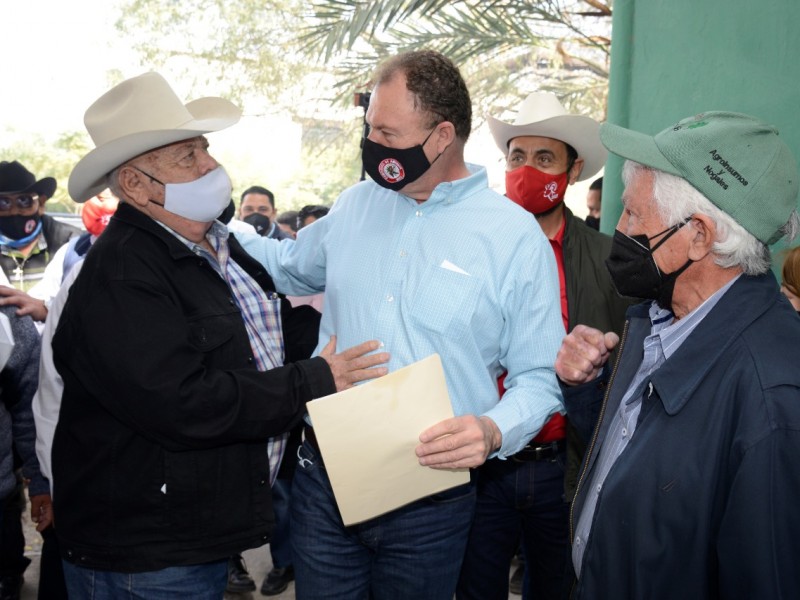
[561,207,631,499]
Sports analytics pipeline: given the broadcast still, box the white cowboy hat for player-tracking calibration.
[69,72,242,202]
[487,92,607,181]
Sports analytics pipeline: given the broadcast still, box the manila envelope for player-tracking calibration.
[305,353,469,526]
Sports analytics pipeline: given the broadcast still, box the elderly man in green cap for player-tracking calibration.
[556,111,800,598]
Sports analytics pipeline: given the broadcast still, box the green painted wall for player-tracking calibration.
[602,0,800,266]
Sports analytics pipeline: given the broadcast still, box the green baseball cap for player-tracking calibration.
[600,111,800,245]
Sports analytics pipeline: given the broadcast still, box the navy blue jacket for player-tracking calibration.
[564,272,800,599]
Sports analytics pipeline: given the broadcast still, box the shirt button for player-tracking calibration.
[575,536,582,546]
[386,295,394,302]
[596,484,602,494]
[259,479,266,486]
[621,427,628,438]
[399,250,407,257]
[415,210,422,217]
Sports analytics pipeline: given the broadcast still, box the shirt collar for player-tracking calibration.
[155,219,230,254]
[1,232,48,255]
[549,207,567,245]
[401,163,488,207]
[648,273,741,360]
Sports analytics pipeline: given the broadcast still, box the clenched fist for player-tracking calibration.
[555,324,619,386]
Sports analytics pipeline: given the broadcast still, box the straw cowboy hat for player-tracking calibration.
[487,92,607,181]
[69,72,242,202]
[0,161,56,199]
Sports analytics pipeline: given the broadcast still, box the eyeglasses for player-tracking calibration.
[0,194,39,212]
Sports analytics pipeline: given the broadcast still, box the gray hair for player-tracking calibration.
[106,166,125,201]
[622,161,800,275]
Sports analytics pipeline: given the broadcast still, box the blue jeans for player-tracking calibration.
[291,440,476,600]
[62,559,227,599]
[456,452,569,600]
[270,477,293,569]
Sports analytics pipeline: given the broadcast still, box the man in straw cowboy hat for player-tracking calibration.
[456,92,631,600]
[50,72,388,598]
[556,111,800,598]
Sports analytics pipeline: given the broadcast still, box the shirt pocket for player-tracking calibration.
[408,263,483,339]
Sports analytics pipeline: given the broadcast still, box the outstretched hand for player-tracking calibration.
[320,335,390,392]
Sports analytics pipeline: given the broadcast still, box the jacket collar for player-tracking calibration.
[111,202,206,261]
[635,272,781,415]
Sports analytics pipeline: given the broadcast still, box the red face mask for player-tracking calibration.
[505,166,568,215]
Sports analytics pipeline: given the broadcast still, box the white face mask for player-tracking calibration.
[136,166,233,223]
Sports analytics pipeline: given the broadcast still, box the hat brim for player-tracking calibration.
[23,177,56,199]
[599,122,682,177]
[487,114,608,181]
[69,97,241,202]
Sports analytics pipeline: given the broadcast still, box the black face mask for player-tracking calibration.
[361,128,439,192]
[219,199,236,224]
[585,215,600,230]
[605,219,693,311]
[0,214,41,242]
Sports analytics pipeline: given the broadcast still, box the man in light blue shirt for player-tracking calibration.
[241,50,564,600]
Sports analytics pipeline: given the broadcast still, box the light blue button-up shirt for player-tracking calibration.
[240,165,564,456]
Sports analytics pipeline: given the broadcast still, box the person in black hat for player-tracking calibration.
[0,161,80,293]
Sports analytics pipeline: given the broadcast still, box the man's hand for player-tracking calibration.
[555,324,619,386]
[320,336,390,392]
[0,286,47,322]
[416,415,502,469]
[30,494,54,532]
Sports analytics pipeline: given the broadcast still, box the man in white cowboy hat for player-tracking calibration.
[556,111,800,598]
[49,72,388,598]
[456,93,631,600]
[0,161,80,293]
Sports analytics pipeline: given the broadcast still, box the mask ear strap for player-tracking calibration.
[131,165,166,187]
[650,217,692,252]
[423,124,449,168]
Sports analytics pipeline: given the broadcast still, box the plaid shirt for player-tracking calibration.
[171,221,287,485]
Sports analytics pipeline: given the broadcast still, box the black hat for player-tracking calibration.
[0,161,57,199]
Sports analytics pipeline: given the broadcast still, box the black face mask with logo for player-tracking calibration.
[361,128,439,192]
[605,219,693,311]
[0,214,41,242]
